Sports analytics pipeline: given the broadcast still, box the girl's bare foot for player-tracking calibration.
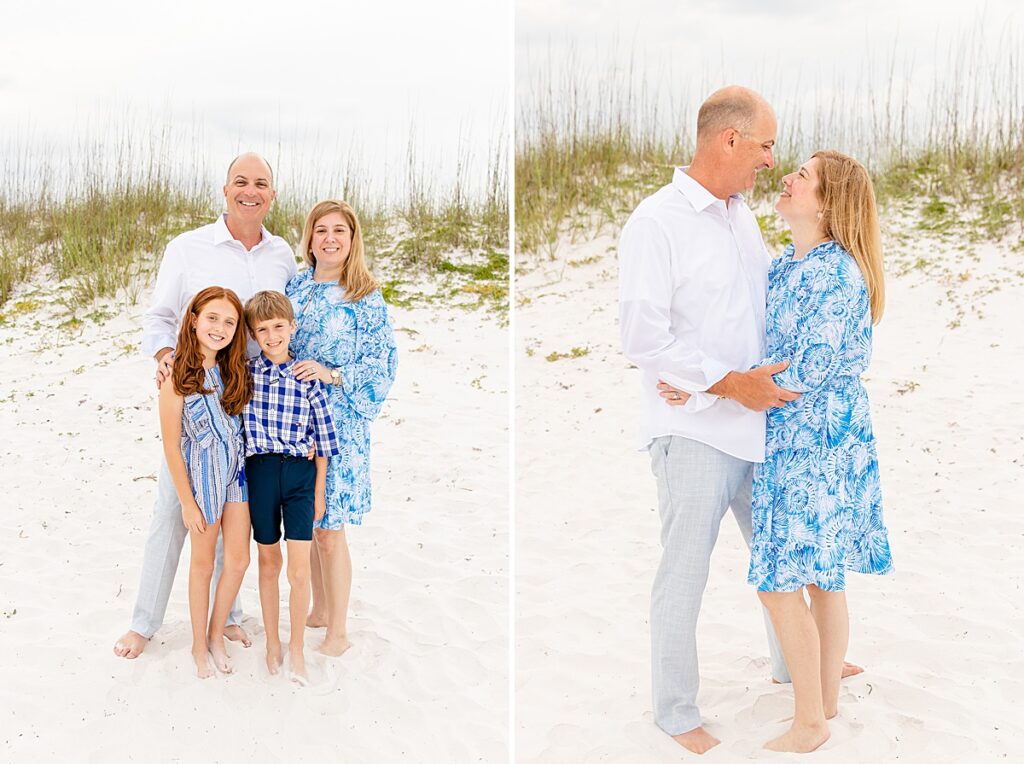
[266,642,283,675]
[192,649,215,679]
[208,636,233,674]
[764,721,830,753]
[113,630,149,659]
[306,610,328,628]
[671,727,720,754]
[224,624,252,648]
[288,645,308,686]
[318,634,351,657]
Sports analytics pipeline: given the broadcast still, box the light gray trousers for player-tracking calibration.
[129,457,242,638]
[649,435,789,735]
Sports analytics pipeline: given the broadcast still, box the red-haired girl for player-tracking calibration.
[159,286,253,678]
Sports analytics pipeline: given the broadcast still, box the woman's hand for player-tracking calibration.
[182,501,207,534]
[656,380,691,406]
[292,359,332,384]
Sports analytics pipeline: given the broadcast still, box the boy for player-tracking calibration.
[242,290,340,684]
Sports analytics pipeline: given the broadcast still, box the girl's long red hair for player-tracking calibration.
[172,287,252,415]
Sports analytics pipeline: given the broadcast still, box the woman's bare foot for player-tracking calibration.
[266,642,283,675]
[671,727,720,754]
[306,610,328,628]
[772,661,864,684]
[208,636,233,674]
[192,649,215,679]
[764,721,830,753]
[288,645,308,686]
[224,624,252,648]
[318,634,351,657]
[113,630,149,659]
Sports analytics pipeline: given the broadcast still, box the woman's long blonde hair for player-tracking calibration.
[812,150,885,324]
[299,200,379,302]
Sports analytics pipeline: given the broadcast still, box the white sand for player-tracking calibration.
[0,277,508,761]
[515,220,1024,761]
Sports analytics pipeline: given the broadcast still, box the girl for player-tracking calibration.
[159,286,253,678]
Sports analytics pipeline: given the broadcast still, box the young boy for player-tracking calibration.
[242,290,340,684]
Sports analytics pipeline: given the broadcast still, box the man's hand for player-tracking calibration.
[155,348,174,389]
[709,362,801,411]
[657,381,692,406]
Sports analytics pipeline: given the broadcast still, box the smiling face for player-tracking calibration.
[310,211,352,276]
[223,154,275,224]
[776,157,823,228]
[250,316,296,364]
[192,297,240,355]
[730,107,777,192]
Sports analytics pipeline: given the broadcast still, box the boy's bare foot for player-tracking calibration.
[764,721,830,753]
[671,727,720,754]
[208,636,233,674]
[192,649,215,679]
[306,610,328,628]
[288,646,308,686]
[772,661,863,684]
[113,630,149,659]
[318,634,351,657]
[224,624,252,648]
[266,642,283,675]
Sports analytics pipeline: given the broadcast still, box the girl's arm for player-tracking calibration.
[158,383,206,534]
[313,455,327,523]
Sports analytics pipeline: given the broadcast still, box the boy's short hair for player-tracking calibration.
[245,290,294,329]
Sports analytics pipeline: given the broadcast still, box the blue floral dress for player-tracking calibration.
[287,270,397,527]
[747,241,893,592]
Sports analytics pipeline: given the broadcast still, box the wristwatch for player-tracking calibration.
[330,368,341,386]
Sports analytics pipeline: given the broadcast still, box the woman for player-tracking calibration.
[748,151,893,752]
[287,199,397,656]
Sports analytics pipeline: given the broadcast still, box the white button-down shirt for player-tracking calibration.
[619,167,770,462]
[142,214,297,358]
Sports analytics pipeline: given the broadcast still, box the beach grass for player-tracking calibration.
[515,36,1024,259]
[0,129,508,313]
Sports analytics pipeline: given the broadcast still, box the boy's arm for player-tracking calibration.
[158,383,206,534]
[313,455,327,522]
[307,381,342,458]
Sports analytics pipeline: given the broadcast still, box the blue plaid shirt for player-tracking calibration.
[243,355,341,458]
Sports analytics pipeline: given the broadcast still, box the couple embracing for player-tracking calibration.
[112,153,397,683]
[619,87,893,754]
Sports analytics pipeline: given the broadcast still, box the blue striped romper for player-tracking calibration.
[181,366,247,524]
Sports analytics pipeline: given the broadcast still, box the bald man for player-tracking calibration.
[619,87,794,753]
[114,153,296,661]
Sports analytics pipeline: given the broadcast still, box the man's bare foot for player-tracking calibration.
[841,661,864,679]
[224,624,252,648]
[208,635,233,674]
[764,721,830,753]
[288,646,308,686]
[192,649,215,679]
[266,642,283,675]
[306,610,328,628]
[772,661,864,684]
[671,727,720,755]
[318,634,351,657]
[113,630,149,659]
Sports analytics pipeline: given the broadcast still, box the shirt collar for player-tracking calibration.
[672,166,745,214]
[256,353,295,379]
[213,213,270,248]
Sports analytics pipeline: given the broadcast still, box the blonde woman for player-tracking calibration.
[287,200,397,656]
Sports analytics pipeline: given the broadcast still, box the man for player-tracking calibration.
[113,153,297,660]
[619,86,803,754]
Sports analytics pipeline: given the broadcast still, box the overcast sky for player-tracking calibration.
[0,0,509,200]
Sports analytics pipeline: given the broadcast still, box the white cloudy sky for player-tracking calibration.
[516,0,1022,157]
[1,0,509,200]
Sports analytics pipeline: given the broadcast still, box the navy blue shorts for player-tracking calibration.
[245,454,316,544]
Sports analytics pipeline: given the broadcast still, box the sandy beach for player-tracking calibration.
[514,214,1024,762]
[0,272,508,761]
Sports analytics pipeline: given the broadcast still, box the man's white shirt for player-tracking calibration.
[619,166,770,463]
[142,214,297,358]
